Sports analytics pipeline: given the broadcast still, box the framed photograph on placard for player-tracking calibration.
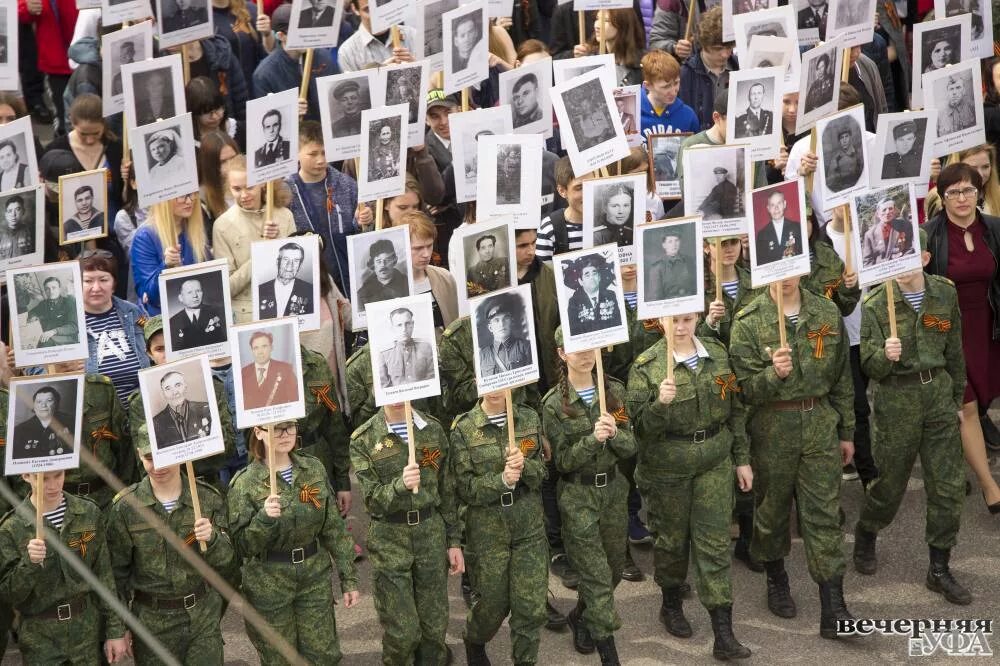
[231,318,305,428]
[795,39,842,135]
[826,0,876,46]
[7,262,88,367]
[551,68,629,177]
[815,105,869,210]
[286,0,345,49]
[101,0,153,27]
[552,53,614,86]
[159,259,232,362]
[156,0,213,49]
[246,89,299,187]
[121,54,185,130]
[369,0,409,34]
[415,0,461,72]
[367,293,442,407]
[317,70,377,161]
[681,143,750,237]
[582,174,645,264]
[443,0,488,94]
[358,104,409,201]
[380,60,429,147]
[476,134,543,226]
[647,134,686,198]
[553,244,629,353]
[732,4,797,60]
[58,169,108,245]
[726,67,782,161]
[746,34,800,94]
[453,220,517,316]
[129,115,199,208]
[911,15,970,109]
[0,5,19,91]
[636,216,704,320]
[5,374,84,476]
[0,117,39,189]
[102,21,154,117]
[251,235,321,332]
[500,58,553,138]
[792,0,824,45]
[936,0,993,58]
[851,183,922,287]
[724,0,778,43]
[613,85,642,147]
[747,179,811,288]
[470,284,539,395]
[924,61,985,156]
[0,186,44,274]
[347,226,415,330]
[449,105,514,203]
[871,111,936,187]
[138,356,224,469]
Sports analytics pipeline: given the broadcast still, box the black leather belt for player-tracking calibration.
[133,582,207,611]
[71,479,104,497]
[383,506,435,525]
[769,397,821,411]
[664,425,722,443]
[265,541,320,564]
[499,484,530,507]
[563,468,617,487]
[888,369,936,386]
[27,595,87,621]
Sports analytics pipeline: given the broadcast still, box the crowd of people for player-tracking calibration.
[0,0,999,664]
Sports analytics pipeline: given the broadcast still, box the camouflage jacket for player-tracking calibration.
[299,347,351,491]
[698,265,764,345]
[801,240,861,318]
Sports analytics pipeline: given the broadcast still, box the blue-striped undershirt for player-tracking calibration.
[487,412,506,428]
[278,466,293,485]
[786,313,799,326]
[681,354,699,371]
[43,497,67,530]
[85,308,143,405]
[577,386,597,405]
[721,280,739,300]
[902,290,924,312]
[623,292,637,309]
[388,422,409,443]
[161,498,179,513]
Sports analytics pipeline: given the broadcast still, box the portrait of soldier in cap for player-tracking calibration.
[860,192,916,267]
[645,225,697,301]
[699,166,740,219]
[476,292,532,377]
[561,252,623,335]
[881,120,924,180]
[330,79,370,138]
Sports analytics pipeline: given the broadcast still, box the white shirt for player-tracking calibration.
[671,337,711,365]
[274,278,295,316]
[771,219,785,243]
[254,362,271,383]
[433,132,451,150]
[184,308,202,322]
[823,223,863,346]
[0,168,18,191]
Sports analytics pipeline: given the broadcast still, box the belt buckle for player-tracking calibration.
[406,510,421,526]
[920,369,933,384]
[76,482,90,496]
[500,491,514,507]
[183,594,197,610]
[56,603,72,621]
[693,429,706,443]
[802,398,815,412]
[291,547,305,564]
[594,472,608,488]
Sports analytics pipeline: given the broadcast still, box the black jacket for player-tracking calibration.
[924,210,1000,340]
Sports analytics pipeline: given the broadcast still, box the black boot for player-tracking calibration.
[708,606,752,660]
[733,515,764,572]
[763,560,796,619]
[545,598,568,631]
[463,640,490,666]
[621,542,645,582]
[567,602,595,654]
[659,586,693,638]
[595,636,621,666]
[926,546,972,605]
[461,570,473,607]
[818,575,855,639]
[853,525,877,575]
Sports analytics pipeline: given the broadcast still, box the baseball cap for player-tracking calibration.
[426,89,460,111]
[143,315,164,344]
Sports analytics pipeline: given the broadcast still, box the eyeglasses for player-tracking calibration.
[943,186,978,201]
[274,424,298,437]
[177,193,195,202]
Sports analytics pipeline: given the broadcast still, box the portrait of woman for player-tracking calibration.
[561,252,623,335]
[923,31,960,73]
[451,11,484,72]
[592,183,635,247]
[368,120,400,182]
[146,127,185,178]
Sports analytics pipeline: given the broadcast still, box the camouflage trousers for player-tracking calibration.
[131,589,224,665]
[368,511,449,666]
[558,474,627,641]
[18,596,102,665]
[858,378,964,548]
[748,400,846,583]
[241,552,343,665]
[465,494,547,664]
[0,599,10,657]
[637,433,735,610]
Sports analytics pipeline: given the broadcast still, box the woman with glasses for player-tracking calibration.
[227,420,360,664]
[923,162,1000,517]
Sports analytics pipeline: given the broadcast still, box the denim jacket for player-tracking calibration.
[85,297,151,375]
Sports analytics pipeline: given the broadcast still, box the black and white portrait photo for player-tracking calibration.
[0,5,17,90]
[636,217,704,319]
[129,115,199,208]
[138,356,224,468]
[748,179,811,287]
[230,319,305,428]
[286,0,345,49]
[251,235,321,332]
[298,0,335,27]
[724,0,777,42]
[122,54,185,129]
[562,76,616,152]
[826,0,876,45]
[551,68,629,176]
[553,246,629,353]
[58,169,108,245]
[0,117,39,190]
[5,374,84,475]
[583,173,645,264]
[500,59,553,137]
[727,67,782,160]
[463,224,513,296]
[416,0,460,72]
[648,134,685,198]
[873,112,935,186]
[733,4,796,58]
[443,1,488,94]
[448,105,514,203]
[470,284,539,394]
[733,79,774,139]
[476,134,543,224]
[159,261,232,361]
[851,183,923,287]
[7,263,87,367]
[794,0,827,44]
[347,226,415,330]
[796,41,841,134]
[745,34,799,93]
[358,104,408,201]
[368,0,410,34]
[246,88,299,186]
[552,53,615,86]
[937,0,993,58]
[381,60,429,145]
[0,186,43,273]
[156,0,213,48]
[924,61,986,155]
[317,71,376,162]
[817,106,868,207]
[911,15,970,107]
[101,0,154,28]
[496,145,521,205]
[614,85,642,146]
[102,21,154,115]
[366,293,442,407]
[681,144,749,237]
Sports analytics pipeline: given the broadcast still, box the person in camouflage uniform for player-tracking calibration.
[729,276,856,639]
[0,389,13,657]
[0,469,128,664]
[227,421,360,664]
[298,345,352,508]
[853,238,971,604]
[346,342,448,430]
[106,423,238,663]
[541,327,635,665]
[349,403,464,665]
[450,392,547,665]
[801,218,861,318]
[626,313,752,660]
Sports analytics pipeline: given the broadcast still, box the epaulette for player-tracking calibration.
[701,336,728,357]
[927,273,954,288]
[0,507,16,527]
[863,282,886,304]
[633,351,655,367]
[442,316,468,338]
[541,385,561,404]
[350,418,374,440]
[229,465,252,487]
[346,345,368,365]
[300,346,323,368]
[295,450,321,464]
[734,300,759,320]
[112,483,141,506]
[450,414,464,430]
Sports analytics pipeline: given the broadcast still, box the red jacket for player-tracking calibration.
[18,0,78,75]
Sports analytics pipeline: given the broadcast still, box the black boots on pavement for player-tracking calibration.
[709,606,752,660]
[818,575,855,639]
[763,559,797,618]
[659,586,692,638]
[926,546,972,605]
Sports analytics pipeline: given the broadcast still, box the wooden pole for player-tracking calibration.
[665,316,675,383]
[403,401,418,494]
[684,0,696,42]
[504,389,516,454]
[775,282,788,349]
[300,49,315,100]
[35,473,43,540]
[806,128,818,194]
[267,424,276,496]
[185,461,208,553]
[886,279,898,339]
[714,238,723,302]
[842,205,853,273]
[599,10,607,55]
[181,44,190,84]
[375,199,384,230]
[391,25,401,50]
[840,46,851,83]
[265,180,274,222]
[461,88,470,112]
[122,112,130,159]
[594,349,607,414]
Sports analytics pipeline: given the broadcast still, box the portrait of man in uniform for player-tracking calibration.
[646,227,697,300]
[476,293,532,377]
[162,0,209,33]
[330,79,369,138]
[63,185,105,239]
[254,110,291,167]
[798,0,829,40]
[12,385,74,459]
[240,330,299,409]
[754,188,803,265]
[881,120,924,180]
[356,238,409,311]
[936,72,977,135]
[699,166,739,218]
[0,193,36,259]
[378,307,435,387]
[562,253,623,335]
[511,73,542,128]
[495,144,521,205]
[152,370,213,447]
[110,40,136,97]
[823,119,864,192]
[466,234,510,295]
[257,242,314,319]
[299,0,335,27]
[25,276,79,348]
[804,53,834,113]
[168,278,227,351]
[861,196,915,267]
[734,82,774,138]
